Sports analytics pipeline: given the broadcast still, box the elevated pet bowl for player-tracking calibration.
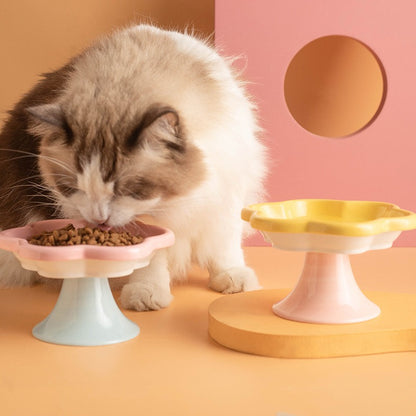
[241,199,416,324]
[209,199,416,358]
[0,219,174,346]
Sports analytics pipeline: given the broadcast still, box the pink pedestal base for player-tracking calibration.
[272,252,381,324]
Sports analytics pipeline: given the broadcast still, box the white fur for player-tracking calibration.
[0,249,36,287]
[74,155,114,223]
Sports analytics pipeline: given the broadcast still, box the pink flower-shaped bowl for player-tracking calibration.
[0,219,174,278]
[0,219,175,346]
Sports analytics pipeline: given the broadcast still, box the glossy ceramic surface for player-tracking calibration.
[32,277,140,346]
[243,199,416,254]
[0,219,175,277]
[242,199,416,237]
[0,219,175,345]
[242,200,416,324]
[272,252,380,324]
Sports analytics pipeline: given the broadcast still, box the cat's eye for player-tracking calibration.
[64,125,74,146]
[45,118,74,146]
[120,178,155,200]
[56,182,76,196]
[61,118,74,145]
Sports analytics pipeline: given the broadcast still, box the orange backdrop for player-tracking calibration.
[0,0,214,127]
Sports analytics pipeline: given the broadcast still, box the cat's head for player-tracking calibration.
[26,102,205,226]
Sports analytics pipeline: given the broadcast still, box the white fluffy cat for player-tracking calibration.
[0,25,266,310]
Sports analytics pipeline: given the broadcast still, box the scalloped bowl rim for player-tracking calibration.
[0,219,175,262]
[242,199,416,237]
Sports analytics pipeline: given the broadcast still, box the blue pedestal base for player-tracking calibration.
[32,277,140,346]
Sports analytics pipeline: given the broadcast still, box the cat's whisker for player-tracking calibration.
[24,192,57,199]
[21,201,59,210]
[1,184,53,200]
[0,148,74,174]
[3,174,73,194]
[6,182,47,191]
[39,155,75,174]
[0,153,41,164]
[6,174,48,187]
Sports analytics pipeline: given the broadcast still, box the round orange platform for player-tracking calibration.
[209,289,416,358]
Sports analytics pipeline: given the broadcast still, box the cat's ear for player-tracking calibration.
[144,110,183,149]
[26,103,65,128]
[127,107,185,153]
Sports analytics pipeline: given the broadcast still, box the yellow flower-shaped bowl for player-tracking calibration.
[241,200,416,324]
[242,199,416,254]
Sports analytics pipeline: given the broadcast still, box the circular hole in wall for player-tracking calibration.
[284,35,385,138]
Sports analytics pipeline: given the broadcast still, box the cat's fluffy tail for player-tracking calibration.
[0,249,36,287]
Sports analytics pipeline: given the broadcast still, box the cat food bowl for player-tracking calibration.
[0,219,175,346]
[242,199,416,323]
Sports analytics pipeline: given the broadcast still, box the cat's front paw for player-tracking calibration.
[120,281,173,311]
[209,266,261,294]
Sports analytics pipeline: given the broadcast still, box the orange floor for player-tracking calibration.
[1,247,416,416]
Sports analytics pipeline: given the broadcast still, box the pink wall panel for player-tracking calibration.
[216,0,416,246]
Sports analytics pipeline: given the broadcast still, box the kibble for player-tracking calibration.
[28,224,144,247]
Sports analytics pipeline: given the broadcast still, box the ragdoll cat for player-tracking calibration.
[0,25,266,311]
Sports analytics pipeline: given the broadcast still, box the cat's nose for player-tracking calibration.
[91,216,109,225]
[89,204,110,225]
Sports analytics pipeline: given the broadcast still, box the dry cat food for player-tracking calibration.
[28,224,144,247]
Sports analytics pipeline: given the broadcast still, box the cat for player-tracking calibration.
[0,24,267,311]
